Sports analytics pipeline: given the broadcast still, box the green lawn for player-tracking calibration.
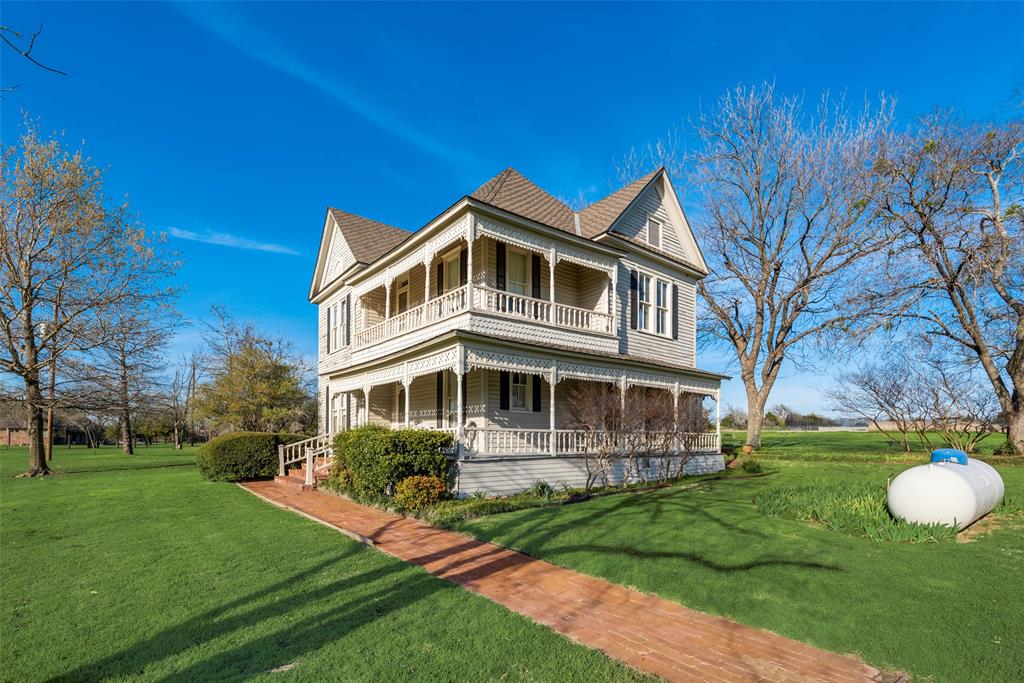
[0,446,642,682]
[723,429,1013,462]
[457,460,1024,682]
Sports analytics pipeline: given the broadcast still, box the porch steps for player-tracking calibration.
[274,463,330,491]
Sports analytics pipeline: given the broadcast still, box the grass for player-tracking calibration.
[0,445,643,682]
[722,429,1017,463]
[455,459,1024,682]
[753,480,961,543]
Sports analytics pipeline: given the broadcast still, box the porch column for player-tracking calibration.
[384,282,391,319]
[466,222,475,308]
[549,249,556,303]
[424,258,431,305]
[609,267,618,318]
[363,386,371,426]
[455,346,465,459]
[549,365,558,457]
[715,390,721,452]
[403,380,411,428]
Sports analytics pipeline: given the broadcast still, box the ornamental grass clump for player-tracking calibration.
[754,480,958,543]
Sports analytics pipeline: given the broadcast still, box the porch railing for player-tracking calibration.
[463,428,720,457]
[278,434,333,485]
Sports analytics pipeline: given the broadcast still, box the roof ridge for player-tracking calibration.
[483,167,513,203]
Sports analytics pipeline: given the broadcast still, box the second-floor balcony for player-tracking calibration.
[332,220,623,365]
[352,283,615,350]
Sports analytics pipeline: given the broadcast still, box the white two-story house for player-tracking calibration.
[307,167,726,495]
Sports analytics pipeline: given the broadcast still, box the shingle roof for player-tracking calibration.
[469,167,577,234]
[577,168,661,238]
[328,208,410,264]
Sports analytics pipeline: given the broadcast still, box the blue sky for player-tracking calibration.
[3,1,1022,413]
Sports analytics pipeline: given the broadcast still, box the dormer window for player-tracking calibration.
[646,217,662,249]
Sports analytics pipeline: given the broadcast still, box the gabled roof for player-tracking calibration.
[578,168,661,238]
[328,208,410,264]
[470,167,577,234]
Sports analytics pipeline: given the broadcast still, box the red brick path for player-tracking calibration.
[242,480,896,682]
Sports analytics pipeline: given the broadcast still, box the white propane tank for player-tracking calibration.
[887,458,1004,530]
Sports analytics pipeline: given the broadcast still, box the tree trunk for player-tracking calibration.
[25,375,50,476]
[743,383,769,448]
[45,405,54,462]
[1007,409,1024,455]
[173,425,182,450]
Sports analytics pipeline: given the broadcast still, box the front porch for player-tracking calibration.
[324,340,722,462]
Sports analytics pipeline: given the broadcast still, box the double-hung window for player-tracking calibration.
[656,280,669,335]
[631,269,673,338]
[507,250,528,296]
[510,372,530,411]
[327,303,338,353]
[637,273,651,332]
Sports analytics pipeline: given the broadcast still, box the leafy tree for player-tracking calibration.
[193,309,314,434]
[0,120,175,475]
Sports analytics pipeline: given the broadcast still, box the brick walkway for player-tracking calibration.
[242,481,896,683]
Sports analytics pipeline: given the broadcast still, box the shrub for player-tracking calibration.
[740,457,764,474]
[330,425,452,502]
[395,475,450,512]
[753,481,957,543]
[529,480,555,499]
[196,432,305,482]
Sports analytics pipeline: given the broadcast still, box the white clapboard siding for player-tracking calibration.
[456,453,725,497]
[612,181,686,259]
[615,260,697,367]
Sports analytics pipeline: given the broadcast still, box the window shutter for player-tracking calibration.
[320,304,330,355]
[531,254,541,298]
[436,262,444,296]
[496,242,506,291]
[344,394,350,430]
[459,248,468,286]
[629,269,639,330]
[499,371,510,410]
[532,375,541,412]
[435,371,444,427]
[671,283,679,340]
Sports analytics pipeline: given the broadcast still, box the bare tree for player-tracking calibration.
[829,361,926,452]
[0,24,67,95]
[564,380,621,491]
[623,84,895,448]
[690,85,896,448]
[918,361,1001,454]
[871,115,1024,452]
[0,121,176,475]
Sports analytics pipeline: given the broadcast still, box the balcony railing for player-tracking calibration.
[351,284,614,350]
[353,285,469,349]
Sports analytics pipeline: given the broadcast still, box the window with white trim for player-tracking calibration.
[330,395,340,434]
[507,249,528,296]
[656,280,669,335]
[327,303,338,353]
[510,372,530,411]
[444,250,461,292]
[396,277,409,314]
[637,273,651,332]
[647,217,662,249]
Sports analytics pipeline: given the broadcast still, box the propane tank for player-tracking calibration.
[887,451,1004,530]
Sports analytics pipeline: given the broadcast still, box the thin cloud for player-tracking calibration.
[167,226,301,256]
[174,2,472,165]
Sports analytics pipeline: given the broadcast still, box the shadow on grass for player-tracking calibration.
[47,548,447,682]
[461,479,841,575]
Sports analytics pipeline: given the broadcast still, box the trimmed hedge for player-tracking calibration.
[330,425,452,502]
[196,432,305,482]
